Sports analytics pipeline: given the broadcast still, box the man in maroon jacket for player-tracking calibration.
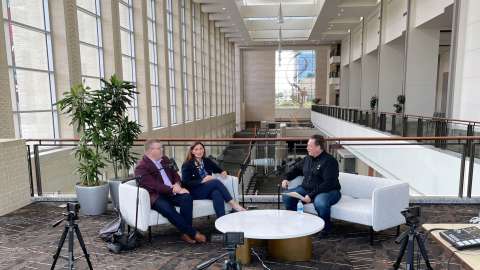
[134,139,206,244]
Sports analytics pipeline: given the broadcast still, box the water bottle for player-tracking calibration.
[297,200,304,213]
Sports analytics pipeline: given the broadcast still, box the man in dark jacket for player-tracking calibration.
[281,134,341,234]
[134,139,206,244]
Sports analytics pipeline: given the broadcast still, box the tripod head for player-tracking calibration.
[401,206,420,227]
[52,202,80,228]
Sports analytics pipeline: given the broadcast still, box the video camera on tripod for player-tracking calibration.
[393,206,433,270]
[51,202,93,270]
[196,232,244,270]
[400,206,420,226]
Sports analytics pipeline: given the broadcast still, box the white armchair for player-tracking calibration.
[119,174,240,238]
[289,172,410,243]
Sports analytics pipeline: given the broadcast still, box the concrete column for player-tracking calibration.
[0,0,15,138]
[50,0,82,138]
[378,0,406,113]
[132,0,151,132]
[450,0,480,122]
[235,45,244,131]
[404,0,440,116]
[349,60,362,108]
[101,0,123,78]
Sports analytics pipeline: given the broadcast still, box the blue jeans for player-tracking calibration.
[190,179,233,217]
[282,186,341,231]
[152,193,196,238]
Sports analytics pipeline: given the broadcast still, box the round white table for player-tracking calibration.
[215,210,324,263]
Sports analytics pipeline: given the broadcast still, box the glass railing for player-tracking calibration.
[25,134,479,200]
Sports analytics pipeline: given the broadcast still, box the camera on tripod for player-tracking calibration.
[196,232,244,270]
[224,232,244,249]
[401,206,420,225]
[66,202,80,217]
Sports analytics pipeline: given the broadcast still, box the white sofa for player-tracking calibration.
[119,174,239,236]
[289,172,409,243]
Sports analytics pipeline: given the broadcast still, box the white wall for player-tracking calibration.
[351,26,363,61]
[413,0,453,27]
[404,28,439,116]
[378,37,405,112]
[364,10,380,55]
[361,52,379,110]
[312,111,480,197]
[451,0,480,122]
[384,0,407,44]
[349,60,362,108]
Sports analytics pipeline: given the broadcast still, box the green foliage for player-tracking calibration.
[55,75,142,186]
[393,94,405,113]
[96,76,142,179]
[370,95,378,111]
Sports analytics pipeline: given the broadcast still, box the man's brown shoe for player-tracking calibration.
[194,232,207,243]
[180,234,196,244]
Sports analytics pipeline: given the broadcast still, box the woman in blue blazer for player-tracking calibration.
[181,141,245,217]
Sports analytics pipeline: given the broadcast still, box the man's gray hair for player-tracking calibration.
[144,139,162,152]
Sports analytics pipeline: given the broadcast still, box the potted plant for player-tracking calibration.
[56,84,109,215]
[393,94,405,113]
[98,76,141,210]
[370,95,378,111]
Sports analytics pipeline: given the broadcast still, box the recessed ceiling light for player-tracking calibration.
[337,13,341,16]
[222,7,226,11]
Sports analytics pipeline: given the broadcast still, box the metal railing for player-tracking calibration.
[25,135,480,200]
[312,104,480,157]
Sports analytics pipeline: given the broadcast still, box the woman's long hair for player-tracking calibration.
[185,141,206,162]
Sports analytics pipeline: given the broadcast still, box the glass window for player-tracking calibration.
[148,0,161,127]
[166,0,176,124]
[77,0,104,90]
[4,0,58,139]
[275,50,316,108]
[119,0,138,121]
[180,0,189,121]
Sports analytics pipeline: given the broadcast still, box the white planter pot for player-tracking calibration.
[108,179,122,210]
[75,182,109,215]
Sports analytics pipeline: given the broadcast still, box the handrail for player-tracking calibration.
[24,136,480,143]
[313,104,480,125]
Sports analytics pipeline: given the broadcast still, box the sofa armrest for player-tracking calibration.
[119,180,152,232]
[371,182,409,231]
[213,174,239,201]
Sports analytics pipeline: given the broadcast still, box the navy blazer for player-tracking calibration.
[134,155,181,206]
[181,157,223,189]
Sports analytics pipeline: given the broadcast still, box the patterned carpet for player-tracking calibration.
[0,202,477,270]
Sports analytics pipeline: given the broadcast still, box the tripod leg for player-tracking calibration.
[68,226,74,270]
[405,234,415,270]
[51,225,69,270]
[415,234,433,270]
[74,224,94,270]
[393,237,408,269]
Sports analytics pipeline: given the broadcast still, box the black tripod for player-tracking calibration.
[51,203,93,270]
[393,221,433,270]
[195,247,242,270]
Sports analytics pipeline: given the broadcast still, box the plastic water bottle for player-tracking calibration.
[297,200,304,213]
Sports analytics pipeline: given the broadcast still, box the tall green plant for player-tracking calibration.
[56,84,106,186]
[97,75,141,179]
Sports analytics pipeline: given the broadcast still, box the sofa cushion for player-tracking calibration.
[303,195,373,227]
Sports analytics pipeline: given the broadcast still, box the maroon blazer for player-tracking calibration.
[134,155,181,206]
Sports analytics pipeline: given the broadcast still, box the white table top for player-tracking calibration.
[215,209,324,239]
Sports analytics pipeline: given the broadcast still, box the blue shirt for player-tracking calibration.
[150,158,173,187]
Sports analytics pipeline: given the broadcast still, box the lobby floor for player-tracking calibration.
[0,202,476,270]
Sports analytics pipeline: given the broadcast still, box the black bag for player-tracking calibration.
[98,210,139,253]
